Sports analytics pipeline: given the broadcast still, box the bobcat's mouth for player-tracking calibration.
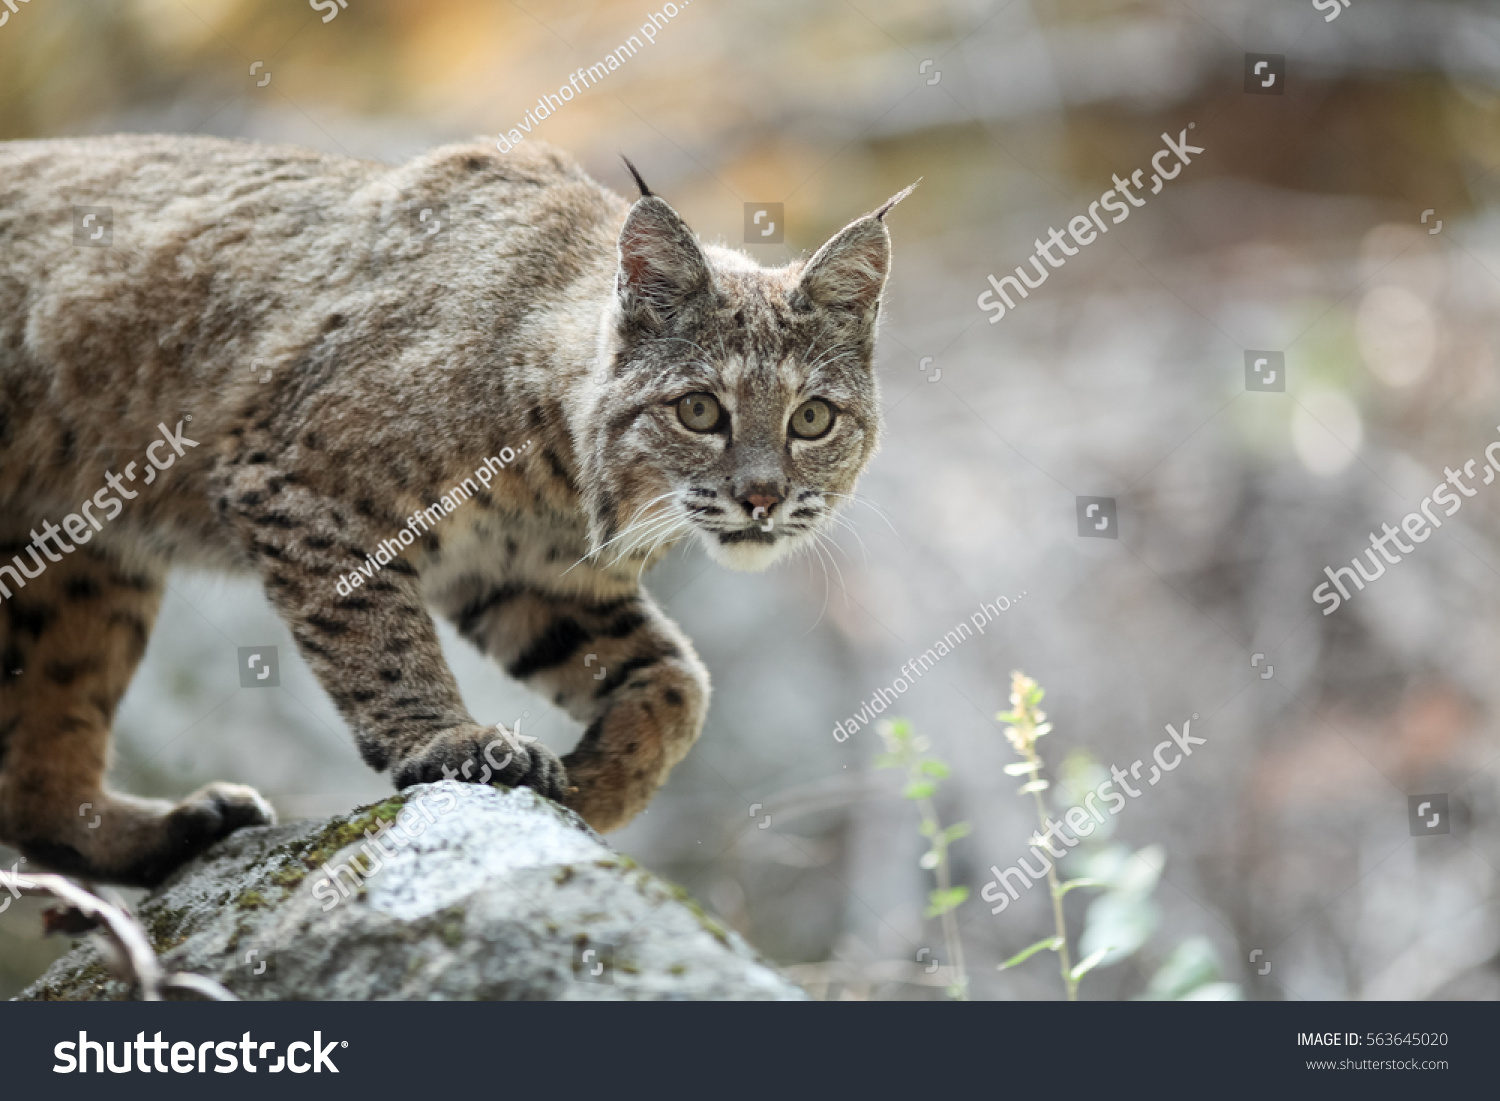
[694,517,798,572]
[681,490,827,572]
[717,528,777,546]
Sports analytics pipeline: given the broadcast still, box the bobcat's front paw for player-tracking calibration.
[172,782,278,836]
[392,723,570,803]
[124,782,277,887]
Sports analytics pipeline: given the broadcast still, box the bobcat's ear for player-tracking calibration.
[616,195,712,329]
[793,182,917,317]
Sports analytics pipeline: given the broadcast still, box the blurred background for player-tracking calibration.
[3,0,1499,1000]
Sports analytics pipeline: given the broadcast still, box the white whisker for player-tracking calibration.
[609,510,684,567]
[799,533,831,636]
[635,519,690,584]
[565,490,681,574]
[825,491,901,541]
[823,511,871,566]
[811,530,850,608]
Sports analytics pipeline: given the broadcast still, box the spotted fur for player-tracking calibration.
[0,134,906,885]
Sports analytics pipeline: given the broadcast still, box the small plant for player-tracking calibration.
[876,718,970,1000]
[995,670,1109,1000]
[994,672,1242,1001]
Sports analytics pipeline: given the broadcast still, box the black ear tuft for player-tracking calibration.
[621,156,653,199]
[791,185,916,316]
[873,180,920,222]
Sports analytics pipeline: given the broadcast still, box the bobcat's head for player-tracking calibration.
[582,170,912,573]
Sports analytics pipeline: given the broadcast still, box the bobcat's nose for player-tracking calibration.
[737,485,785,517]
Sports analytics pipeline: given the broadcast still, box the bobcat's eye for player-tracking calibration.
[677,393,722,433]
[790,398,835,440]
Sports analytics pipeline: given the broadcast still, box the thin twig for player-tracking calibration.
[4,872,236,1001]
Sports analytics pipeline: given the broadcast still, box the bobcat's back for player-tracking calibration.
[0,134,624,565]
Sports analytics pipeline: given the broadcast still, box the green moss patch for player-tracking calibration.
[262,794,409,897]
[142,904,194,953]
[30,957,113,1002]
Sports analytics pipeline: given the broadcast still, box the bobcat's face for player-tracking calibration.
[582,185,911,572]
[659,325,873,572]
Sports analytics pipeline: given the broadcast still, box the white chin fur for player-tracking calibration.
[700,531,794,572]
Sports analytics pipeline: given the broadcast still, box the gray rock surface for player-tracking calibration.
[21,782,806,1001]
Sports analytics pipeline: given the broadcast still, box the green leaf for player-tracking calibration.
[942,822,972,844]
[996,709,1018,725]
[1055,878,1105,897]
[1139,936,1221,1001]
[1003,761,1038,776]
[1115,845,1166,899]
[918,760,950,779]
[1070,946,1111,983]
[903,779,937,800]
[1017,779,1050,794]
[1075,844,1132,885]
[1079,893,1159,965]
[997,935,1061,971]
[923,886,968,917]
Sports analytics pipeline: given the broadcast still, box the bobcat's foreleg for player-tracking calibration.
[441,579,709,832]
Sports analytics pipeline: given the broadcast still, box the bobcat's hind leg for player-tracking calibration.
[0,539,273,888]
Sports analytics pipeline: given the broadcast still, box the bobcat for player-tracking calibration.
[0,134,908,887]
